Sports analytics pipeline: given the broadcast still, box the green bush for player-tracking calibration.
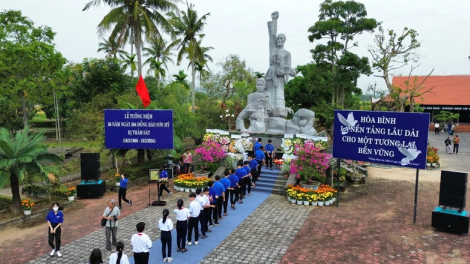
[22,185,48,197]
[0,195,12,211]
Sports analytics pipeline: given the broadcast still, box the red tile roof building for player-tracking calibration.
[392,75,470,123]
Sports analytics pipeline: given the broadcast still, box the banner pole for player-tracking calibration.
[413,168,420,223]
[336,158,341,208]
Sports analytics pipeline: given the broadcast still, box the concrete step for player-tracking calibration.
[259,170,282,176]
[255,182,285,189]
[252,186,274,193]
[256,178,279,184]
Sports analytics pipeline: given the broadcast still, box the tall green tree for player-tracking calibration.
[201,54,255,103]
[190,40,213,83]
[143,38,174,89]
[0,127,62,215]
[172,70,190,89]
[0,10,66,127]
[168,3,210,112]
[121,53,137,78]
[68,58,132,107]
[97,37,129,59]
[308,0,377,107]
[83,0,178,79]
[146,58,166,89]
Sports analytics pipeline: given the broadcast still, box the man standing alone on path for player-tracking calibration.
[453,135,460,154]
[103,199,120,251]
[118,174,132,209]
[434,123,440,135]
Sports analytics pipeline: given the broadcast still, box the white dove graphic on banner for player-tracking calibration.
[337,112,358,135]
[397,147,421,166]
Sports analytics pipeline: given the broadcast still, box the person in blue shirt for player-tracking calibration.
[243,161,252,197]
[213,175,226,220]
[249,155,259,188]
[46,202,64,258]
[255,146,266,178]
[208,182,219,226]
[118,173,132,209]
[265,139,275,170]
[235,162,247,203]
[220,170,231,216]
[254,138,263,152]
[228,169,240,209]
[158,165,172,200]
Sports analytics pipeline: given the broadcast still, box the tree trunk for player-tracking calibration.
[10,173,23,216]
[22,93,28,128]
[157,78,160,90]
[135,34,142,78]
[137,149,145,165]
[191,60,196,113]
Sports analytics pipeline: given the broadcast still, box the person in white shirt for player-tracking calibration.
[130,222,152,264]
[195,188,209,239]
[158,209,173,263]
[202,187,214,233]
[173,199,190,252]
[187,193,202,245]
[108,242,129,264]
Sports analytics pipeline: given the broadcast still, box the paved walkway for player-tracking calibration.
[5,132,470,264]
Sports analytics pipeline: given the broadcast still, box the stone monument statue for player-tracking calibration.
[235,11,317,136]
[266,11,296,118]
[236,79,270,133]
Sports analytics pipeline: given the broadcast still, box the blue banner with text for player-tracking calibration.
[333,110,430,169]
[104,109,174,149]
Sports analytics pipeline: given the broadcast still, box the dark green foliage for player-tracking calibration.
[120,159,166,180]
[69,58,132,107]
[308,0,377,107]
[66,94,117,140]
[0,127,63,215]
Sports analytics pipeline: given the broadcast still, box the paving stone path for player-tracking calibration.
[200,195,312,264]
[27,192,185,264]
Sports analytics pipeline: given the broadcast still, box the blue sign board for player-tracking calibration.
[104,109,174,149]
[333,110,430,169]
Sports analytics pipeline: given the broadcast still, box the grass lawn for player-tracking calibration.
[31,111,48,122]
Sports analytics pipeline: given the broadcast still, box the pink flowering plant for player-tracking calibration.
[290,141,331,184]
[194,141,226,170]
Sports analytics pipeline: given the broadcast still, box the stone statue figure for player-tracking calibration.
[236,79,270,133]
[266,109,317,135]
[235,11,317,136]
[266,11,296,118]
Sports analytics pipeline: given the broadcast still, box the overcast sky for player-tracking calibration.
[3,0,470,93]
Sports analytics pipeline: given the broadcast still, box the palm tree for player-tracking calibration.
[121,53,137,78]
[168,3,210,112]
[146,58,166,88]
[143,38,174,89]
[0,127,62,215]
[97,37,129,59]
[172,70,189,89]
[254,71,265,79]
[188,40,213,82]
[83,0,178,79]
